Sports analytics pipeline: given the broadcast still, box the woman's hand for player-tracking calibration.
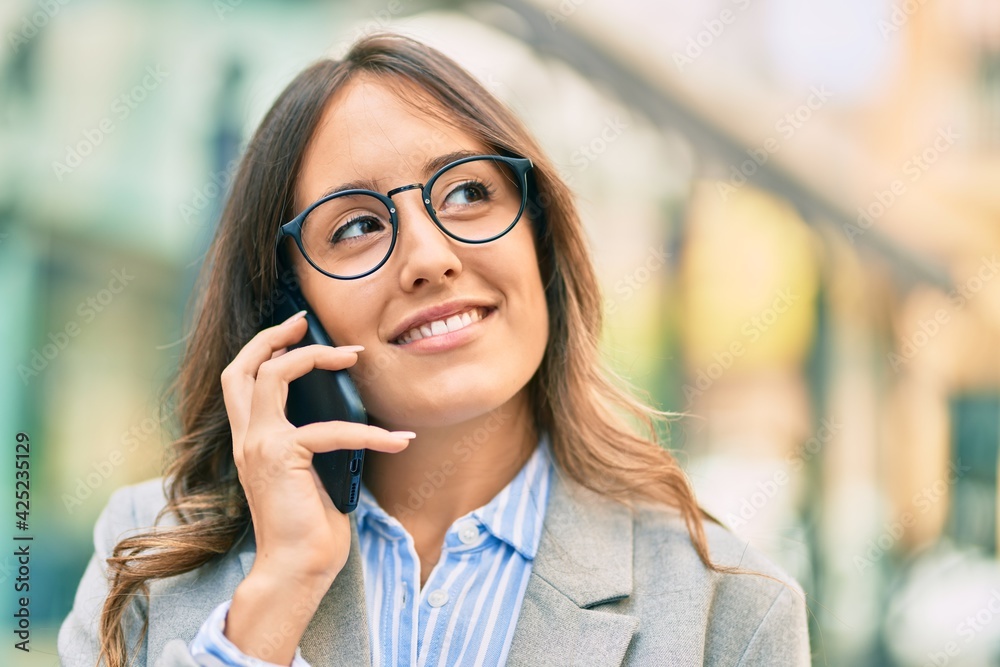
[219,310,413,663]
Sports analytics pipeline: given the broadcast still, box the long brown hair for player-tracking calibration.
[97,33,724,667]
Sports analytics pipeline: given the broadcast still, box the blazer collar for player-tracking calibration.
[504,464,638,666]
[236,462,637,667]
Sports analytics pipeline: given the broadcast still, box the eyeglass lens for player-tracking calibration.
[300,158,522,278]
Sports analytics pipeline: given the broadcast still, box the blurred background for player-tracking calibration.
[1,0,999,665]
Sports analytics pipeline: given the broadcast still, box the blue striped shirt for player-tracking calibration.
[189,433,553,667]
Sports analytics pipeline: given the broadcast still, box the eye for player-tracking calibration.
[332,215,385,243]
[443,181,493,207]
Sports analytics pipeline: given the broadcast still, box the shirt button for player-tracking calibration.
[458,521,480,545]
[427,589,449,607]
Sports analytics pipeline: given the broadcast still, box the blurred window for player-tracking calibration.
[947,393,999,554]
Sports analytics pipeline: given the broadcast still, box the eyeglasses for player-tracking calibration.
[276,154,534,280]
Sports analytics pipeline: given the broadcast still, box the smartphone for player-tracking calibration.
[267,275,367,513]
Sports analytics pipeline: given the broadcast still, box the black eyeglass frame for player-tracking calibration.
[275,154,534,280]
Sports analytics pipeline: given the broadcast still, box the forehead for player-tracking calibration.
[295,75,491,208]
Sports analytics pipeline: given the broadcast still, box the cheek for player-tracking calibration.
[525,274,551,357]
[349,345,405,403]
[330,290,380,343]
[297,270,382,346]
[497,255,549,365]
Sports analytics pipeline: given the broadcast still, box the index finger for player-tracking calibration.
[221,312,309,445]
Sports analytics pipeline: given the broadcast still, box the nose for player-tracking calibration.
[388,188,463,290]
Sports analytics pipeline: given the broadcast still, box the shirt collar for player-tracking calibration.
[355,431,554,560]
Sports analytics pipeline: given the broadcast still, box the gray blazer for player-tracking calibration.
[58,466,811,666]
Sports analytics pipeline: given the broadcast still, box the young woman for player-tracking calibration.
[58,33,810,667]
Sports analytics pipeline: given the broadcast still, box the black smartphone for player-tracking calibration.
[267,275,367,513]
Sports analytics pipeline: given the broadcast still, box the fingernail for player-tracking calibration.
[390,431,416,439]
[339,345,365,353]
[283,309,307,325]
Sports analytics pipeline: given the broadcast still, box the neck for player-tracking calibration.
[362,390,538,536]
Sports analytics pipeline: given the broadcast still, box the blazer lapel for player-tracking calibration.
[236,518,371,667]
[233,466,636,667]
[506,466,639,667]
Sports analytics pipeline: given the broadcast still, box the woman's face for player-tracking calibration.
[288,75,549,430]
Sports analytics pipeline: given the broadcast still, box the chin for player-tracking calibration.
[371,384,525,430]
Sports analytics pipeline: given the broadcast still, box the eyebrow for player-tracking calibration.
[318,150,484,199]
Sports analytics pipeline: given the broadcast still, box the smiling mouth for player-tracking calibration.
[391,306,495,345]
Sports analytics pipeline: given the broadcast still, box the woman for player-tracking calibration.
[58,33,810,667]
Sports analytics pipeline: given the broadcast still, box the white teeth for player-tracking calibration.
[396,306,488,344]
